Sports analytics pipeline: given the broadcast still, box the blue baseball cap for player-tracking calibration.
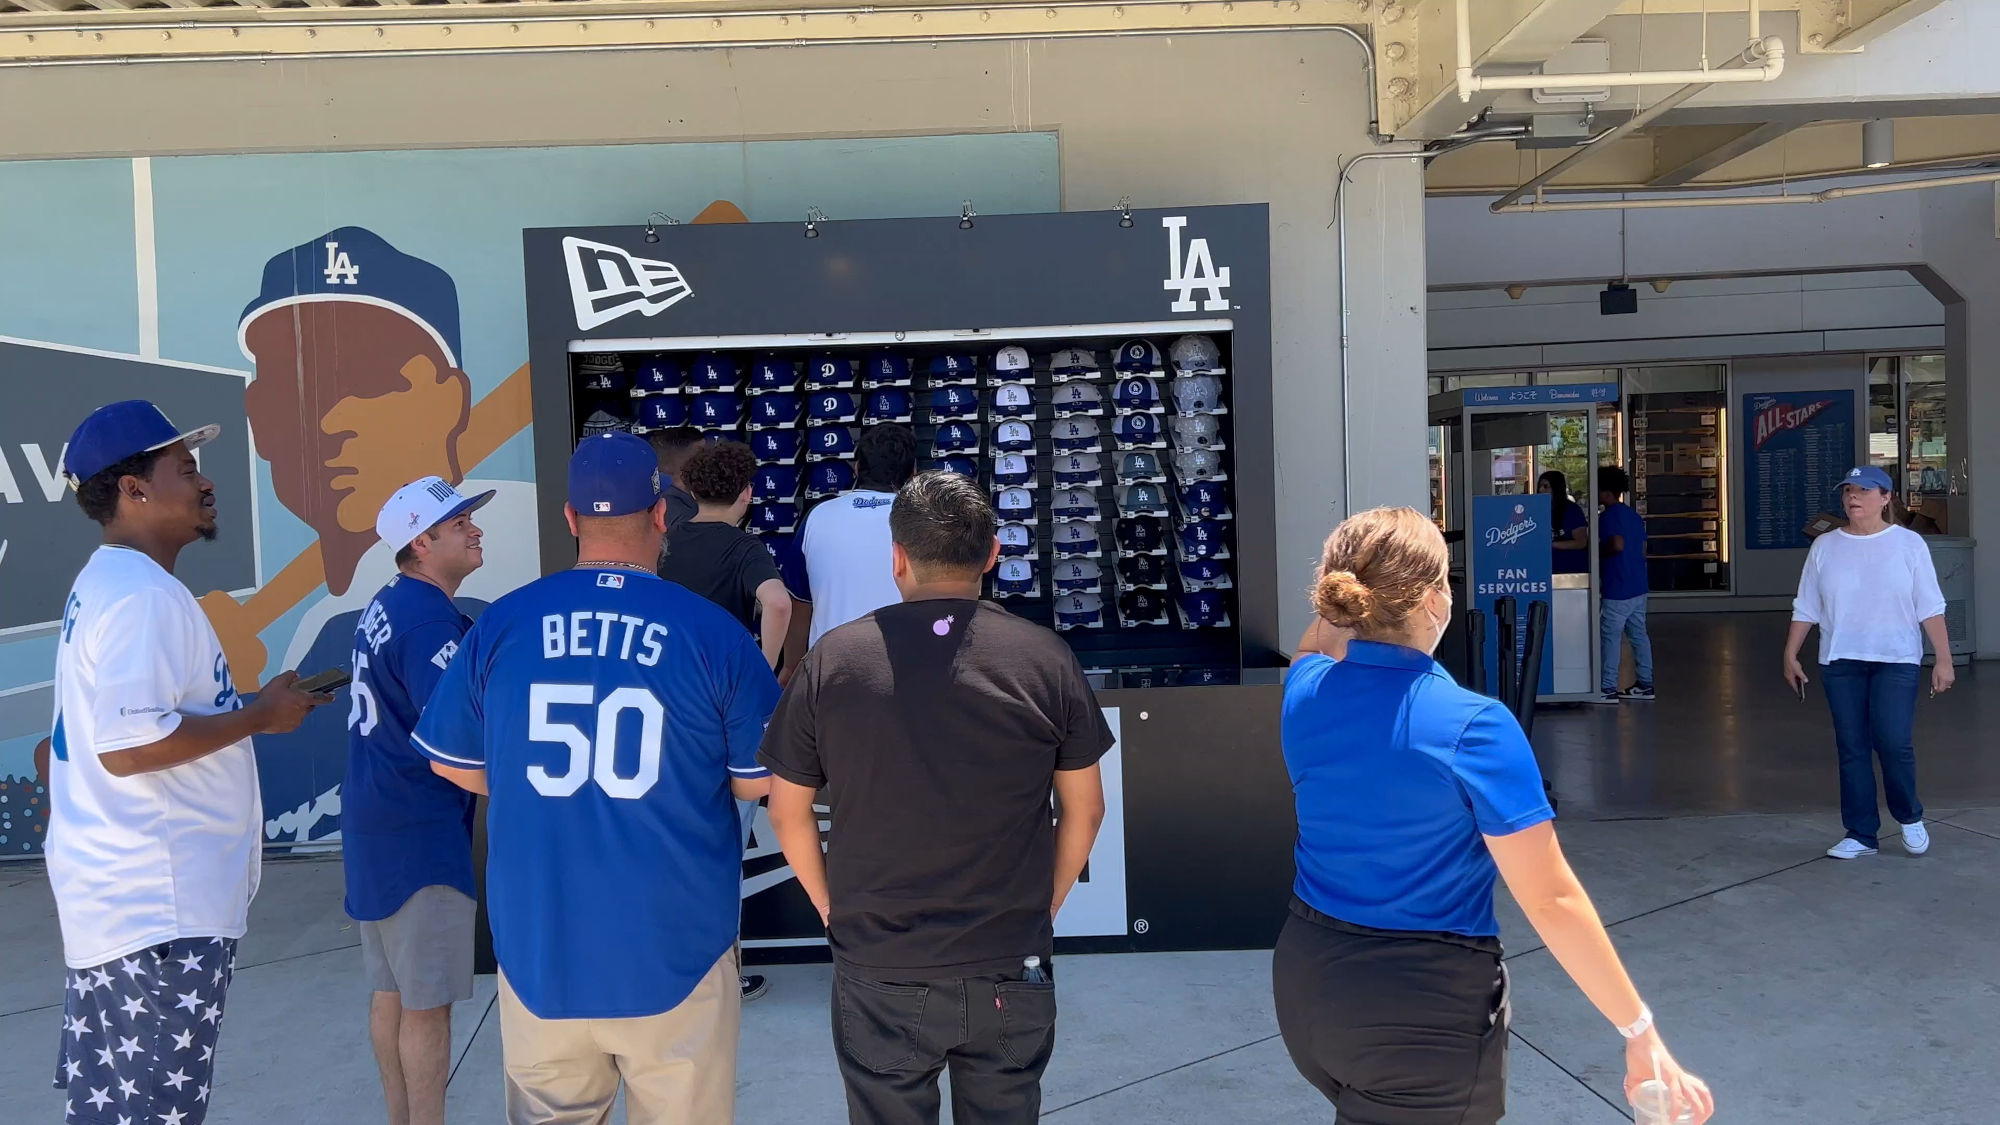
[568,432,662,516]
[751,355,798,391]
[632,355,683,395]
[866,388,915,423]
[62,400,221,487]
[807,355,856,388]
[753,429,802,464]
[749,392,802,429]
[931,456,979,479]
[808,460,856,498]
[808,426,857,459]
[238,226,461,368]
[753,464,801,502]
[691,353,737,388]
[633,395,689,431]
[865,350,913,387]
[1837,465,1894,497]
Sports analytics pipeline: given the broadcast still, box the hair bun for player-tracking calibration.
[1312,569,1376,629]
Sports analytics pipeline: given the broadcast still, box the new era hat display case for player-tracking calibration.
[526,206,1292,956]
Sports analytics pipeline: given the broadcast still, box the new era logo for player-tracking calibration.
[563,236,693,331]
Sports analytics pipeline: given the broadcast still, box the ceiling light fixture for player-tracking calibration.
[959,201,977,230]
[805,207,827,239]
[1863,118,1895,169]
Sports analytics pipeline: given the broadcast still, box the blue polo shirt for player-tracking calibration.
[1282,642,1554,937]
[343,574,478,922]
[412,568,779,1020]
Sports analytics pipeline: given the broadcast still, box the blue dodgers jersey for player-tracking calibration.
[343,575,477,921]
[412,569,780,1020]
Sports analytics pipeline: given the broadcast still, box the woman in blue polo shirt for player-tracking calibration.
[1274,508,1713,1125]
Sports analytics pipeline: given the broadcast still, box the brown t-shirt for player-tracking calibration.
[757,598,1114,979]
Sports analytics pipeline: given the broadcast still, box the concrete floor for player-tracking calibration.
[4,613,1996,1123]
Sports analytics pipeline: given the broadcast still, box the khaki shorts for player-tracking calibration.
[498,947,740,1125]
[360,884,477,1011]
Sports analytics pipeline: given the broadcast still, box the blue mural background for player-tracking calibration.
[0,133,1060,854]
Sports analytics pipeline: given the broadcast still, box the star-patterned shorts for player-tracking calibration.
[53,936,238,1125]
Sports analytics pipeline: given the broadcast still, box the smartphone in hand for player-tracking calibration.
[295,667,353,694]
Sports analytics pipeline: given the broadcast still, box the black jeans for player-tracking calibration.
[831,967,1057,1125]
[1272,899,1509,1125]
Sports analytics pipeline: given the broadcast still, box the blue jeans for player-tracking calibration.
[1820,660,1923,849]
[1600,595,1653,692]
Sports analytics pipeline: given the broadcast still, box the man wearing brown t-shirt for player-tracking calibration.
[759,471,1112,1125]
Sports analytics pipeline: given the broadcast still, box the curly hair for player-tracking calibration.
[74,448,167,526]
[678,440,759,505]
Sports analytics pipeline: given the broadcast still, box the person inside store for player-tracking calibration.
[652,438,792,1004]
[761,470,1112,1125]
[1597,466,1654,703]
[1275,506,1713,1125]
[644,426,702,532]
[1783,464,1951,861]
[789,422,918,660]
[1537,469,1591,575]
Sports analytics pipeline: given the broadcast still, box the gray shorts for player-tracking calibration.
[360,885,477,1010]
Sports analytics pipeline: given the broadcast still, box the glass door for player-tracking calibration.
[1626,365,1730,593]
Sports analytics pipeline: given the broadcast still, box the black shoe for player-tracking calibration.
[740,974,769,1002]
[1619,684,1655,701]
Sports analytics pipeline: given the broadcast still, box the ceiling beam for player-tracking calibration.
[1799,0,1947,53]
[1396,0,1630,140]
[1648,121,1796,185]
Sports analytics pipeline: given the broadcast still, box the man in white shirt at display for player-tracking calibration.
[789,423,919,658]
[39,400,328,1125]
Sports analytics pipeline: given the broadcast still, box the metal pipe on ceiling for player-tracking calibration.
[1486,35,1784,215]
[1492,168,2000,213]
[1455,0,1781,101]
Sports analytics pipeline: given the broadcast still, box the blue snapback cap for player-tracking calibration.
[62,400,221,486]
[568,431,662,516]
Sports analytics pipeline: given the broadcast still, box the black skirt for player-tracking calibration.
[1271,896,1510,1125]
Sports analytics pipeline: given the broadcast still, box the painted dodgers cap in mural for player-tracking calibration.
[62,400,221,487]
[239,226,463,369]
[568,432,662,517]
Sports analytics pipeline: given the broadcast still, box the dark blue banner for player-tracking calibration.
[1743,389,1855,550]
[1472,494,1554,697]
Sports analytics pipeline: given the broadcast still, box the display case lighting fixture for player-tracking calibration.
[1117,196,1134,228]
[959,201,976,230]
[642,212,680,243]
[804,207,827,239]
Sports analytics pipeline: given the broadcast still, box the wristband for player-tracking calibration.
[1616,1004,1654,1040]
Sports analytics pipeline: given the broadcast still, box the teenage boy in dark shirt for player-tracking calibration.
[656,440,792,668]
[760,471,1112,1125]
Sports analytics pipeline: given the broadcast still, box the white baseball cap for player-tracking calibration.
[995,345,1033,374]
[376,476,495,551]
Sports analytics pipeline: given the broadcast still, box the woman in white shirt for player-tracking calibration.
[1783,465,1952,860]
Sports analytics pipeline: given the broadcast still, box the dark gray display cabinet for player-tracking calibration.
[521,207,1295,954]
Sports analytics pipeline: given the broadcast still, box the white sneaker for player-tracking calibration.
[1901,821,1931,856]
[1826,837,1878,860]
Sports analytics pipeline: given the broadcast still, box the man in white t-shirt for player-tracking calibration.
[790,424,918,657]
[39,400,328,1125]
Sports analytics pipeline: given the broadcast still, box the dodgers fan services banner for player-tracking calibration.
[1472,494,1554,697]
[1743,389,1855,550]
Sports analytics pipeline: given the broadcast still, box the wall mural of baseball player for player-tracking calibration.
[202,227,540,843]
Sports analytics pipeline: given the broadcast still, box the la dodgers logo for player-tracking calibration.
[1484,503,1540,548]
[1162,216,1231,313]
[322,240,360,286]
[563,236,693,330]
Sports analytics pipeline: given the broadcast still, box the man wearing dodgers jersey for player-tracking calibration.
[413,432,779,1124]
[347,476,494,1125]
[43,400,328,1125]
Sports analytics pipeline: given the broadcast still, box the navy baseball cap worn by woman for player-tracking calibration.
[1275,507,1715,1125]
